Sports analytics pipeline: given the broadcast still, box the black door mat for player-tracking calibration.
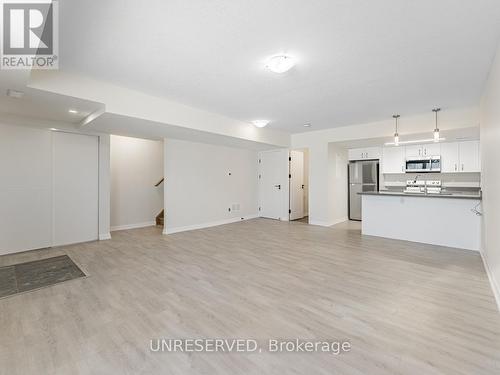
[0,255,86,299]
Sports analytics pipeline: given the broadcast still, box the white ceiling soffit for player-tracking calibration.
[330,127,480,150]
[57,0,500,133]
[0,70,104,124]
[28,71,290,147]
[88,112,284,150]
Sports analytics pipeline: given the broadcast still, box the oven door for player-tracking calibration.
[406,158,431,173]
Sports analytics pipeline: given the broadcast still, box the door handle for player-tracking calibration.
[274,184,281,190]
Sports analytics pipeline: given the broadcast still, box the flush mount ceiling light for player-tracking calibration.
[303,123,311,128]
[252,120,270,128]
[6,89,24,99]
[392,114,400,146]
[265,54,295,73]
[68,109,78,114]
[432,108,441,142]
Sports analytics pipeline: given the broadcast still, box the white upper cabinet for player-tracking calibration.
[405,145,422,158]
[458,141,480,173]
[381,140,480,174]
[422,143,441,157]
[348,147,381,161]
[405,143,440,158]
[440,142,460,173]
[382,147,405,174]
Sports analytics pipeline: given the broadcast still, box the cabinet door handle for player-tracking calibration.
[454,164,457,171]
[461,164,464,171]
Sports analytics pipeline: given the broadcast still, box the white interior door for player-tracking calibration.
[53,132,99,246]
[289,150,304,220]
[259,150,287,220]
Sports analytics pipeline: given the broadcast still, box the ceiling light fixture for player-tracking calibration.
[68,109,78,114]
[303,123,311,128]
[6,89,24,99]
[392,114,400,146]
[265,54,295,73]
[252,120,270,128]
[432,108,441,142]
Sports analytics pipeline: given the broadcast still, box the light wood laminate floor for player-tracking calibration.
[0,219,499,374]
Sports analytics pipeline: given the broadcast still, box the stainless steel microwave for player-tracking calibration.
[405,156,441,173]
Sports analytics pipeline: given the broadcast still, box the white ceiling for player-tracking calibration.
[57,0,500,133]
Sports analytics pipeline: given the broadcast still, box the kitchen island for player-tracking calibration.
[359,191,482,251]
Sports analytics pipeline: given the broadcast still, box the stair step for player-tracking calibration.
[156,209,164,226]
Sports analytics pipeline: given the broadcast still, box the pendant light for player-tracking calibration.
[432,108,441,142]
[392,114,400,146]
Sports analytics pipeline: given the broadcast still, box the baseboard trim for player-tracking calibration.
[163,215,259,235]
[309,217,349,227]
[110,221,155,232]
[99,233,111,240]
[480,250,500,312]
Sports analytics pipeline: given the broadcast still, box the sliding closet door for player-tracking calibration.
[0,124,52,255]
[53,132,99,246]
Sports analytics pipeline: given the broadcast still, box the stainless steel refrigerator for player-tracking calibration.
[348,160,379,220]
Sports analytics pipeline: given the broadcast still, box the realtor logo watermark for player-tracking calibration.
[150,338,352,356]
[1,0,58,69]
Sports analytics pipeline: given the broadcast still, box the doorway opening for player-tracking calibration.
[289,149,309,223]
[110,135,164,232]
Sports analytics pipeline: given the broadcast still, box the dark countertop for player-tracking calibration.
[359,191,482,200]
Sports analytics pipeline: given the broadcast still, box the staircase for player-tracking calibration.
[155,178,164,227]
[156,209,164,227]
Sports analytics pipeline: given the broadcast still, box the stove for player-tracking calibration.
[404,179,442,194]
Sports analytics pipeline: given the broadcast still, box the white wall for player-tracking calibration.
[98,135,111,239]
[110,135,163,231]
[303,149,309,216]
[328,144,348,225]
[480,44,500,309]
[163,139,258,233]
